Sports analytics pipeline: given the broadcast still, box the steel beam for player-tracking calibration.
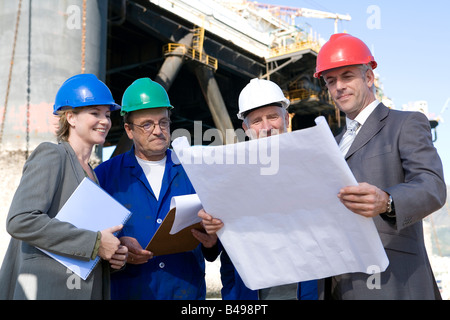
[194,66,236,145]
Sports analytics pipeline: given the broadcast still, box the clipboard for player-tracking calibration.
[145,207,205,256]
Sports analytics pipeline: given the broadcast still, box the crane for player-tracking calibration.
[252,3,351,33]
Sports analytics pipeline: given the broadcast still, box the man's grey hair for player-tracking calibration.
[243,105,287,127]
[359,63,376,93]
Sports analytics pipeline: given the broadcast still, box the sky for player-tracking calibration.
[262,0,450,184]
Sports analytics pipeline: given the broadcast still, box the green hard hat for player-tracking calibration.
[121,78,173,116]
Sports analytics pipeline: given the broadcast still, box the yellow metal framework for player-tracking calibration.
[270,39,321,59]
[288,88,317,103]
[192,27,205,55]
[163,27,218,71]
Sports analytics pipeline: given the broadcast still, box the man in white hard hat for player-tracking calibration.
[237,78,290,139]
[193,78,318,300]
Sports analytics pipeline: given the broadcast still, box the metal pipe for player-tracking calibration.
[194,65,236,145]
[154,33,193,90]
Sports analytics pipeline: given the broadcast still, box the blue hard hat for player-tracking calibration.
[53,74,120,115]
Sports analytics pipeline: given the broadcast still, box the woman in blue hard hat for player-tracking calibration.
[0,74,128,300]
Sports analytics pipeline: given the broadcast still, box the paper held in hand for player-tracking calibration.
[37,178,132,280]
[171,116,389,290]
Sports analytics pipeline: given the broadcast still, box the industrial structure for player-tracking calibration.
[0,0,359,159]
[0,0,439,157]
[105,0,353,154]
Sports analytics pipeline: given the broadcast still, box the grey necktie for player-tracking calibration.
[339,120,360,156]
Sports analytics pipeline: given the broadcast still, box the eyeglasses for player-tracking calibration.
[129,119,171,133]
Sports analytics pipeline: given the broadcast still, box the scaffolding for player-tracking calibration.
[163,36,218,71]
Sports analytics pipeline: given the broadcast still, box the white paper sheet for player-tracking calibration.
[38,178,132,280]
[169,194,203,234]
[172,116,389,290]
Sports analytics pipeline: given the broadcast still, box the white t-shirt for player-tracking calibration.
[135,155,166,200]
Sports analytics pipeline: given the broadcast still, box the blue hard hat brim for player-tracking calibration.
[53,103,121,115]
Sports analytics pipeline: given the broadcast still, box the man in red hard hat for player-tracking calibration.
[315,33,446,299]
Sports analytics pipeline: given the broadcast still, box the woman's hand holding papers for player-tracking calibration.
[99,224,123,261]
[99,225,129,269]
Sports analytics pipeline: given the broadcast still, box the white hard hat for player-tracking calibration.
[237,78,290,120]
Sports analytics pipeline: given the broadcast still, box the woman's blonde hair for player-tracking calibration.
[55,107,82,142]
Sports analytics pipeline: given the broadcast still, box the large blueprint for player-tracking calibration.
[172,116,389,290]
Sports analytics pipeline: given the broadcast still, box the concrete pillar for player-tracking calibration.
[155,33,193,90]
[194,66,236,144]
[0,0,108,153]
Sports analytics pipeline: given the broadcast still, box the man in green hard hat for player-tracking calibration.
[95,78,218,299]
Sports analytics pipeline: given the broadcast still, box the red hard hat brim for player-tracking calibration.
[314,60,377,78]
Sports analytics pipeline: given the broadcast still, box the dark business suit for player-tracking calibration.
[329,103,446,299]
[0,141,110,299]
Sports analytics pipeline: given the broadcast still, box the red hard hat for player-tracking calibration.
[314,33,377,78]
